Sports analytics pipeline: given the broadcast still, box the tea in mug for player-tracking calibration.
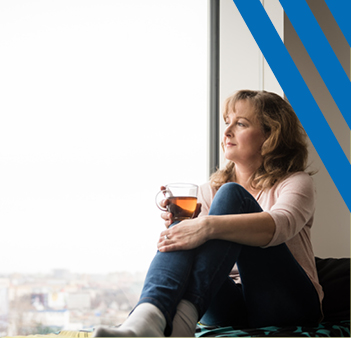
[167,196,197,220]
[155,183,198,218]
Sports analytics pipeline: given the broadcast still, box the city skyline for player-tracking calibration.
[0,268,146,336]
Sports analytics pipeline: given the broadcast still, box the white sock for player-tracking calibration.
[170,300,198,337]
[93,303,166,337]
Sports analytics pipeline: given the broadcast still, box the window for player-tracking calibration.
[0,1,208,334]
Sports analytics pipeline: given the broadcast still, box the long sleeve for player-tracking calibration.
[197,182,217,217]
[262,172,315,248]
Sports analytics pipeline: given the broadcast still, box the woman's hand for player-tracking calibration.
[159,186,202,228]
[157,217,210,252]
[159,186,174,228]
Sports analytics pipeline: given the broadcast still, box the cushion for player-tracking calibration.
[315,257,350,321]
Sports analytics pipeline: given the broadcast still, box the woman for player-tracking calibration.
[93,90,323,337]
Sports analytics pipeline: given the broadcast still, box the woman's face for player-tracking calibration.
[223,100,267,169]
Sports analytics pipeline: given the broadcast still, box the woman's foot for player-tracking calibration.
[92,303,166,337]
[170,300,198,337]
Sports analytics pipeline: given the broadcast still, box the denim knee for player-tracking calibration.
[209,182,262,215]
[217,182,245,196]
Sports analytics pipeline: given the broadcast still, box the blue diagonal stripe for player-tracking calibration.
[232,0,351,211]
[324,0,351,48]
[279,0,351,131]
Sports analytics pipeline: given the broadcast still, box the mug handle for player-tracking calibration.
[155,189,172,211]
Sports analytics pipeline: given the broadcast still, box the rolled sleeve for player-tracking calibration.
[263,172,316,247]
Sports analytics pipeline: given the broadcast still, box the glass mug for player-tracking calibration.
[156,183,198,221]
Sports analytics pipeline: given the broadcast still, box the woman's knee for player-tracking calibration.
[209,183,261,215]
[217,182,245,195]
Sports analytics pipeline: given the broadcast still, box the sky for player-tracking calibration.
[0,0,208,275]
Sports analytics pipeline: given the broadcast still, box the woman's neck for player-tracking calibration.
[234,164,260,196]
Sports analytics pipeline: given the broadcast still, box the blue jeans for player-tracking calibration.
[137,183,321,336]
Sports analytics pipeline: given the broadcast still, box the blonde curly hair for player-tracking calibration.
[210,90,311,191]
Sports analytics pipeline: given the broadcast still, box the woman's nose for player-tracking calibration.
[224,124,233,137]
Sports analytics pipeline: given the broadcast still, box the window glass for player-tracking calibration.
[0,1,207,333]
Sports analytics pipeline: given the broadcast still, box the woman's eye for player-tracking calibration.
[237,122,245,127]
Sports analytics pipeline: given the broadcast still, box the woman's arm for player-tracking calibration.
[207,212,275,246]
[158,212,275,252]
